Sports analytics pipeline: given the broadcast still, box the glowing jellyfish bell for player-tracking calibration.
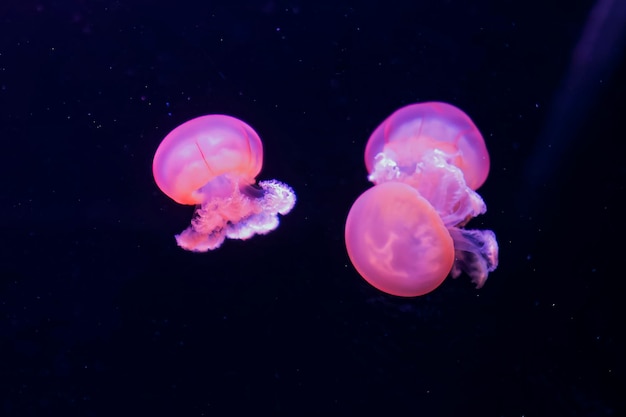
[345,102,499,297]
[345,182,455,297]
[153,114,296,252]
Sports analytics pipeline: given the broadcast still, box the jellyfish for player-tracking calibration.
[345,102,498,297]
[153,115,295,252]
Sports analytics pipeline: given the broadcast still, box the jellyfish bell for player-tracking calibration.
[153,115,295,252]
[153,114,263,205]
[365,102,490,191]
[345,182,455,297]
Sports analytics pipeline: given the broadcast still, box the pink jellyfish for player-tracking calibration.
[345,102,498,297]
[153,115,295,252]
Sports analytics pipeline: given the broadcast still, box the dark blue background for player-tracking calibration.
[1,0,624,415]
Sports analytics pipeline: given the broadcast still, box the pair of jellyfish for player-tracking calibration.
[345,102,499,296]
[152,102,498,297]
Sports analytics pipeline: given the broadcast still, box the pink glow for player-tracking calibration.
[153,115,295,252]
[345,182,455,297]
[346,102,498,296]
[153,115,263,205]
[365,101,490,190]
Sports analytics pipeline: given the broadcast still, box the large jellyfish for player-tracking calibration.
[345,102,498,297]
[153,115,295,252]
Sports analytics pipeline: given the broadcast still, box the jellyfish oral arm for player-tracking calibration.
[368,149,487,227]
[448,228,499,288]
[176,178,296,252]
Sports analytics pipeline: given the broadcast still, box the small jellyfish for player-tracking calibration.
[153,115,295,252]
[345,102,498,297]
